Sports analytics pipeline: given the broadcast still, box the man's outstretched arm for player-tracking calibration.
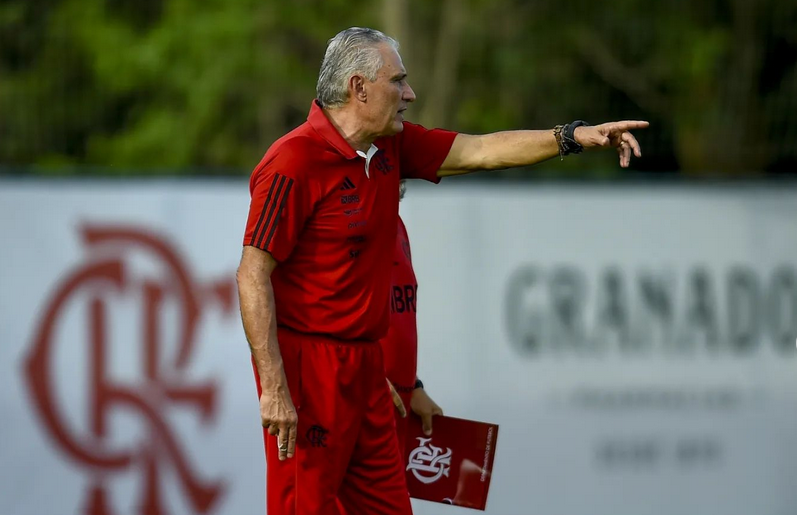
[237,245,297,461]
[438,120,649,176]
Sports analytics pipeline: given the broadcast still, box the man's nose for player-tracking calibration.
[403,83,416,103]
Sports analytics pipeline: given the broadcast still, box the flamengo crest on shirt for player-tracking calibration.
[406,437,452,484]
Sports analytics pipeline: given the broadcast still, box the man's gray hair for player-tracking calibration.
[317,27,399,108]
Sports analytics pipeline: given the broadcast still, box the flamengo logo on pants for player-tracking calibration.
[306,425,329,448]
[406,437,452,484]
[22,225,236,515]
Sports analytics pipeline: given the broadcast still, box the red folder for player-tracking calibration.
[403,414,499,511]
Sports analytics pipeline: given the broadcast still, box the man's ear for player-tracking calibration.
[350,74,367,103]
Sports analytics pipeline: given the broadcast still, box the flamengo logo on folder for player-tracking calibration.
[404,414,498,510]
[406,437,453,484]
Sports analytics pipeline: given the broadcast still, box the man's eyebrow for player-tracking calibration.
[392,72,407,81]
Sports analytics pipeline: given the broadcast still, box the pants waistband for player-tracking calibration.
[277,325,377,346]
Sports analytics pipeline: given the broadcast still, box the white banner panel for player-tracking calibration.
[0,182,258,515]
[1,180,796,515]
[401,182,797,515]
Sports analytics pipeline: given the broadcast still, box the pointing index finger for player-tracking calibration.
[612,120,649,131]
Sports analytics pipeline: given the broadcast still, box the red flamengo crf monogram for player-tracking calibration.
[23,225,234,515]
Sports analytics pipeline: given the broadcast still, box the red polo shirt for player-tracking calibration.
[380,216,419,391]
[243,101,456,342]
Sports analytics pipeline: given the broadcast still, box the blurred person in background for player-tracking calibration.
[236,26,647,515]
[384,180,444,454]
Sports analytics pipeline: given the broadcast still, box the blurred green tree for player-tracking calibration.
[0,0,795,176]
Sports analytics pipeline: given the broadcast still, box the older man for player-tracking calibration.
[237,27,647,515]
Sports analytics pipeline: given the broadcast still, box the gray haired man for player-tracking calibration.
[237,27,647,515]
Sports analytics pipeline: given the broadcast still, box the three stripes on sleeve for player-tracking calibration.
[249,173,295,250]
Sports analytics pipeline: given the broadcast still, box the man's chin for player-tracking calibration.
[379,122,404,138]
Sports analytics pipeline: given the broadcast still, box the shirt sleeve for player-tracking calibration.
[397,122,458,183]
[242,149,313,262]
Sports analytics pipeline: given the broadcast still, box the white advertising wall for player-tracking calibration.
[1,180,796,515]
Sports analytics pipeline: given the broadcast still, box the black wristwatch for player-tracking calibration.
[561,120,589,155]
[414,378,424,390]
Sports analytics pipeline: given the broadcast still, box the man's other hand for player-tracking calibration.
[260,386,298,461]
[410,388,443,436]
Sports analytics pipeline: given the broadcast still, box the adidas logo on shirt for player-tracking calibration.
[339,177,356,190]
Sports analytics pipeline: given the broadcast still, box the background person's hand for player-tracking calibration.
[260,385,298,461]
[410,388,443,436]
[387,378,407,418]
[574,120,649,168]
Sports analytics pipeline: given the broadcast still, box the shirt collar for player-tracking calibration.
[356,145,379,178]
[307,100,359,160]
